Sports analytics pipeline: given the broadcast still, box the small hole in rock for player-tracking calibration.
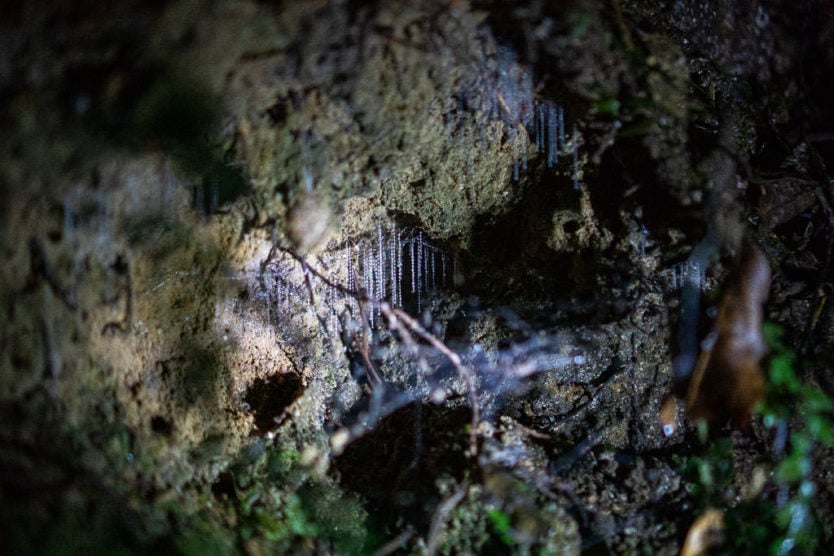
[151,415,172,435]
[245,373,304,433]
[211,471,236,500]
[563,220,580,234]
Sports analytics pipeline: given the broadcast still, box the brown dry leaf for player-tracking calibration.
[660,393,679,436]
[663,241,771,433]
[681,508,725,556]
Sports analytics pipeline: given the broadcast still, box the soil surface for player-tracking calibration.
[2,1,834,554]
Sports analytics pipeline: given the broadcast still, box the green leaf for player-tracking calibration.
[487,509,514,546]
[698,460,714,488]
[770,354,799,390]
[776,453,805,483]
[801,388,833,414]
[594,97,621,116]
[808,414,834,445]
[762,321,785,350]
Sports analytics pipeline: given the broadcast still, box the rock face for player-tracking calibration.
[2,1,833,553]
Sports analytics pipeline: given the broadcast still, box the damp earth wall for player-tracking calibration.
[2,1,834,553]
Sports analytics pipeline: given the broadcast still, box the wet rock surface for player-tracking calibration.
[2,1,834,553]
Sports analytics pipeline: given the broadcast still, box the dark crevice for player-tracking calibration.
[244,374,305,433]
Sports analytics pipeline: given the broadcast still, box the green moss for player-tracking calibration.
[175,522,235,556]
[567,9,593,39]
[593,96,621,117]
[299,483,368,553]
[222,440,371,553]
[437,476,579,555]
[439,484,490,555]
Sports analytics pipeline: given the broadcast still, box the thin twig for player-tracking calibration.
[280,247,358,297]
[282,247,384,384]
[374,527,415,556]
[380,303,480,455]
[381,302,432,378]
[425,483,468,555]
[274,248,475,446]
